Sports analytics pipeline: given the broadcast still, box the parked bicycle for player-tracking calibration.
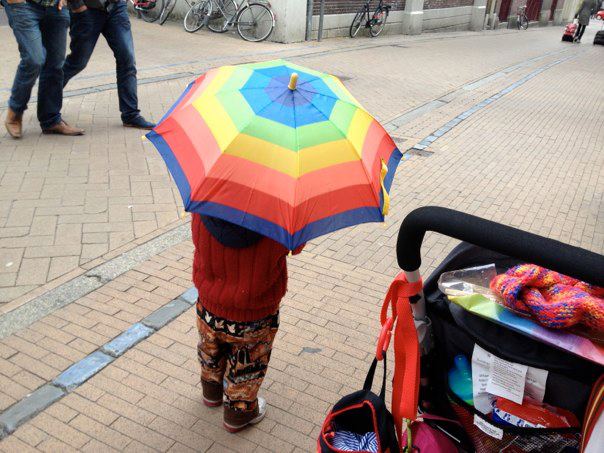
[350,0,391,38]
[205,0,275,42]
[131,0,198,26]
[129,0,186,25]
[184,0,212,32]
[130,0,163,23]
[517,5,529,30]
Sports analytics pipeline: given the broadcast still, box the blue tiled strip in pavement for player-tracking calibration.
[408,54,577,153]
[101,323,155,358]
[53,351,115,392]
[0,288,198,439]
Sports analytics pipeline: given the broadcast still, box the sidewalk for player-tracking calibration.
[1,20,599,304]
[0,19,603,452]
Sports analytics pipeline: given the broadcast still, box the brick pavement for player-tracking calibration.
[0,19,603,453]
[0,20,595,303]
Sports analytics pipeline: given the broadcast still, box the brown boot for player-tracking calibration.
[202,380,223,407]
[42,120,84,136]
[4,108,23,139]
[223,397,266,433]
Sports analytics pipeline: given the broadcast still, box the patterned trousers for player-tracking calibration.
[196,303,279,413]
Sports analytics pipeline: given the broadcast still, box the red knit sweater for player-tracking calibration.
[191,214,293,322]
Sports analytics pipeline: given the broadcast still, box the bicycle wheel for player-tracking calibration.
[159,0,177,25]
[518,14,529,30]
[370,7,388,37]
[139,0,164,23]
[237,3,274,42]
[350,9,365,38]
[208,0,237,33]
[184,0,212,32]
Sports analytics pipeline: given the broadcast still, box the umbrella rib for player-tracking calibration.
[293,88,299,248]
[292,82,360,108]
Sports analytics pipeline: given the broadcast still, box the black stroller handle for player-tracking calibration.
[397,206,604,287]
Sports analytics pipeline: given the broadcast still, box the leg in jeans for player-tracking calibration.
[102,1,140,123]
[37,5,70,129]
[223,312,278,421]
[63,8,105,88]
[3,0,46,116]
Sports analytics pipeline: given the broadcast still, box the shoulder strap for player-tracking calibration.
[379,273,423,445]
[581,374,604,452]
[363,355,388,401]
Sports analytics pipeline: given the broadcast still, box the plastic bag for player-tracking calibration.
[438,264,500,301]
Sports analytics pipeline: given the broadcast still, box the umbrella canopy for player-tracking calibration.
[146,60,403,250]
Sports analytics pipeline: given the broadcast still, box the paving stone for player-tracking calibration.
[14,258,50,286]
[178,287,198,305]
[53,352,114,392]
[101,323,154,358]
[29,217,58,237]
[141,299,191,330]
[0,385,64,436]
[47,257,81,282]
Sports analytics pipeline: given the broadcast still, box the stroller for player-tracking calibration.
[320,207,603,452]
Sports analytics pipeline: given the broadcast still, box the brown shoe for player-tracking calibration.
[223,397,266,433]
[4,108,23,139]
[42,120,84,136]
[202,380,223,407]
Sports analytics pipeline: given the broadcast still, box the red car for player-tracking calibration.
[596,10,604,20]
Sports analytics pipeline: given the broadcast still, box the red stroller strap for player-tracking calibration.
[378,273,423,447]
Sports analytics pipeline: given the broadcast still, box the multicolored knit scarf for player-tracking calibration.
[490,264,604,332]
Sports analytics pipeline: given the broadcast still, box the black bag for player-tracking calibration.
[594,30,604,45]
[318,355,399,453]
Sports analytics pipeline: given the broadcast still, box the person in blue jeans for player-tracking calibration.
[3,0,85,138]
[63,0,154,129]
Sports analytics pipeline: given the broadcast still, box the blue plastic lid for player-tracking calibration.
[448,355,474,405]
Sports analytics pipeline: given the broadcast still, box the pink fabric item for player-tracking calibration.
[402,417,458,453]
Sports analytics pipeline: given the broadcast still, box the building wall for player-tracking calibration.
[131,0,483,42]
[312,0,406,15]
[309,0,473,13]
[423,5,473,30]
[424,0,473,9]
[309,1,474,38]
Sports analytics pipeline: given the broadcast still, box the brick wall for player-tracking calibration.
[312,0,406,15]
[423,0,474,9]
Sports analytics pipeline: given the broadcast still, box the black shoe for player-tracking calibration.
[123,116,155,130]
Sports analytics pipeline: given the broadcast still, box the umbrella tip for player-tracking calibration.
[288,73,299,90]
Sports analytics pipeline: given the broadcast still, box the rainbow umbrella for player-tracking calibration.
[146,60,403,250]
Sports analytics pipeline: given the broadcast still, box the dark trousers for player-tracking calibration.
[2,0,69,129]
[63,1,140,122]
[575,24,587,40]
